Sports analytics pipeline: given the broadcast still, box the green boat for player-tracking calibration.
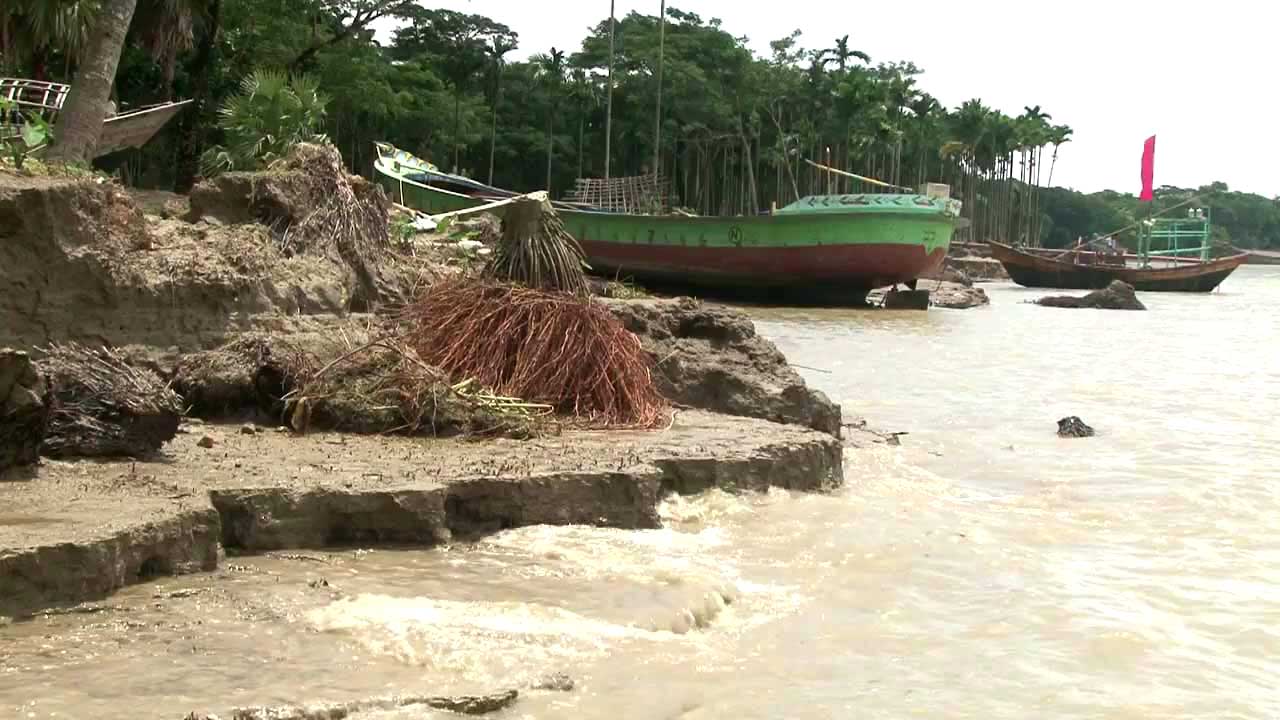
[373,142,961,304]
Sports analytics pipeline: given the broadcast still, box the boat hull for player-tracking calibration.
[373,151,956,303]
[565,209,950,293]
[989,242,1248,293]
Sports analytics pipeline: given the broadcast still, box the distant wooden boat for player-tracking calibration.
[2,77,190,159]
[989,242,1248,292]
[991,206,1249,292]
[372,142,961,304]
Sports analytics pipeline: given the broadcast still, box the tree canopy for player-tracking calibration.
[4,0,1277,248]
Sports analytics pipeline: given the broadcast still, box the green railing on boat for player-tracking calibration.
[1138,208,1212,262]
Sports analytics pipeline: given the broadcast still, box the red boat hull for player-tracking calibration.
[581,240,946,292]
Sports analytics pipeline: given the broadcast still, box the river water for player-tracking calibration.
[3,267,1278,719]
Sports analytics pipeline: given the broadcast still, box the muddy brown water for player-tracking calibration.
[3,267,1279,719]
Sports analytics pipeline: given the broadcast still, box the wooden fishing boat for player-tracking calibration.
[989,242,1248,292]
[2,77,190,158]
[372,142,961,304]
[990,145,1251,293]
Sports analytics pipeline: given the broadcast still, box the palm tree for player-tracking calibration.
[604,0,615,179]
[486,35,517,184]
[47,0,137,164]
[942,99,992,241]
[132,0,210,99]
[823,34,870,72]
[568,66,599,180]
[1044,123,1073,188]
[535,47,566,193]
[0,0,97,79]
[1017,105,1052,245]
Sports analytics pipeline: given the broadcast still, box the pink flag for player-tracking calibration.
[1139,135,1156,202]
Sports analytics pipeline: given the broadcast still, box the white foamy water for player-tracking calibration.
[3,267,1278,719]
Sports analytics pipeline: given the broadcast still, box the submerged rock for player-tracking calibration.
[531,673,576,692]
[0,349,50,473]
[604,298,842,436]
[1036,281,1146,311]
[1057,416,1096,438]
[931,282,990,310]
[184,689,520,719]
[882,288,931,311]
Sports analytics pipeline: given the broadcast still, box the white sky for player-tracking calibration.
[377,0,1279,198]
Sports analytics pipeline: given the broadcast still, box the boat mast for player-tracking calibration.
[653,0,666,180]
[604,0,616,180]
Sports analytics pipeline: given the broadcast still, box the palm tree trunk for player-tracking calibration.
[738,121,758,215]
[452,91,461,172]
[48,0,139,165]
[173,0,222,192]
[577,114,584,180]
[488,71,501,184]
[546,113,553,193]
[603,0,615,180]
[652,0,665,177]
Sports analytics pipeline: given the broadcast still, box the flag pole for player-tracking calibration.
[652,0,665,180]
[604,0,616,180]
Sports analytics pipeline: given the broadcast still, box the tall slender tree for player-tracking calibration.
[535,47,566,193]
[47,0,137,164]
[486,34,517,184]
[652,0,665,178]
[603,0,615,179]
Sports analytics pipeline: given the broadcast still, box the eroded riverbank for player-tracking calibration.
[0,410,846,619]
[1,156,865,638]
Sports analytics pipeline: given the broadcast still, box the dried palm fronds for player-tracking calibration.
[267,143,389,269]
[285,338,548,439]
[38,343,182,458]
[402,279,668,429]
[484,196,590,296]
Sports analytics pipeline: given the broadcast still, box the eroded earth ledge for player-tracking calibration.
[0,410,840,618]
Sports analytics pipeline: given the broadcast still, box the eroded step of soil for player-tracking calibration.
[0,410,842,618]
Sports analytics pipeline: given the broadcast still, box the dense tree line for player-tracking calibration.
[1039,183,1280,251]
[4,0,1277,248]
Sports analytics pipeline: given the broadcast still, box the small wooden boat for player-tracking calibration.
[989,242,1248,292]
[372,142,961,304]
[2,77,190,159]
[990,208,1248,292]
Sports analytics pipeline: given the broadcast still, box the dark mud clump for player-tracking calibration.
[172,334,317,421]
[604,297,841,436]
[1036,281,1146,311]
[1057,416,1096,438]
[0,349,50,473]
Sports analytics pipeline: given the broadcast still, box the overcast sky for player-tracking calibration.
[376,0,1278,198]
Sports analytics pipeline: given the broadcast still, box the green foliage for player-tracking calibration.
[1041,184,1280,251]
[0,97,53,170]
[21,0,1270,252]
[200,68,329,174]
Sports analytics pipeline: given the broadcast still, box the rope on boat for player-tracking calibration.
[803,159,914,192]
